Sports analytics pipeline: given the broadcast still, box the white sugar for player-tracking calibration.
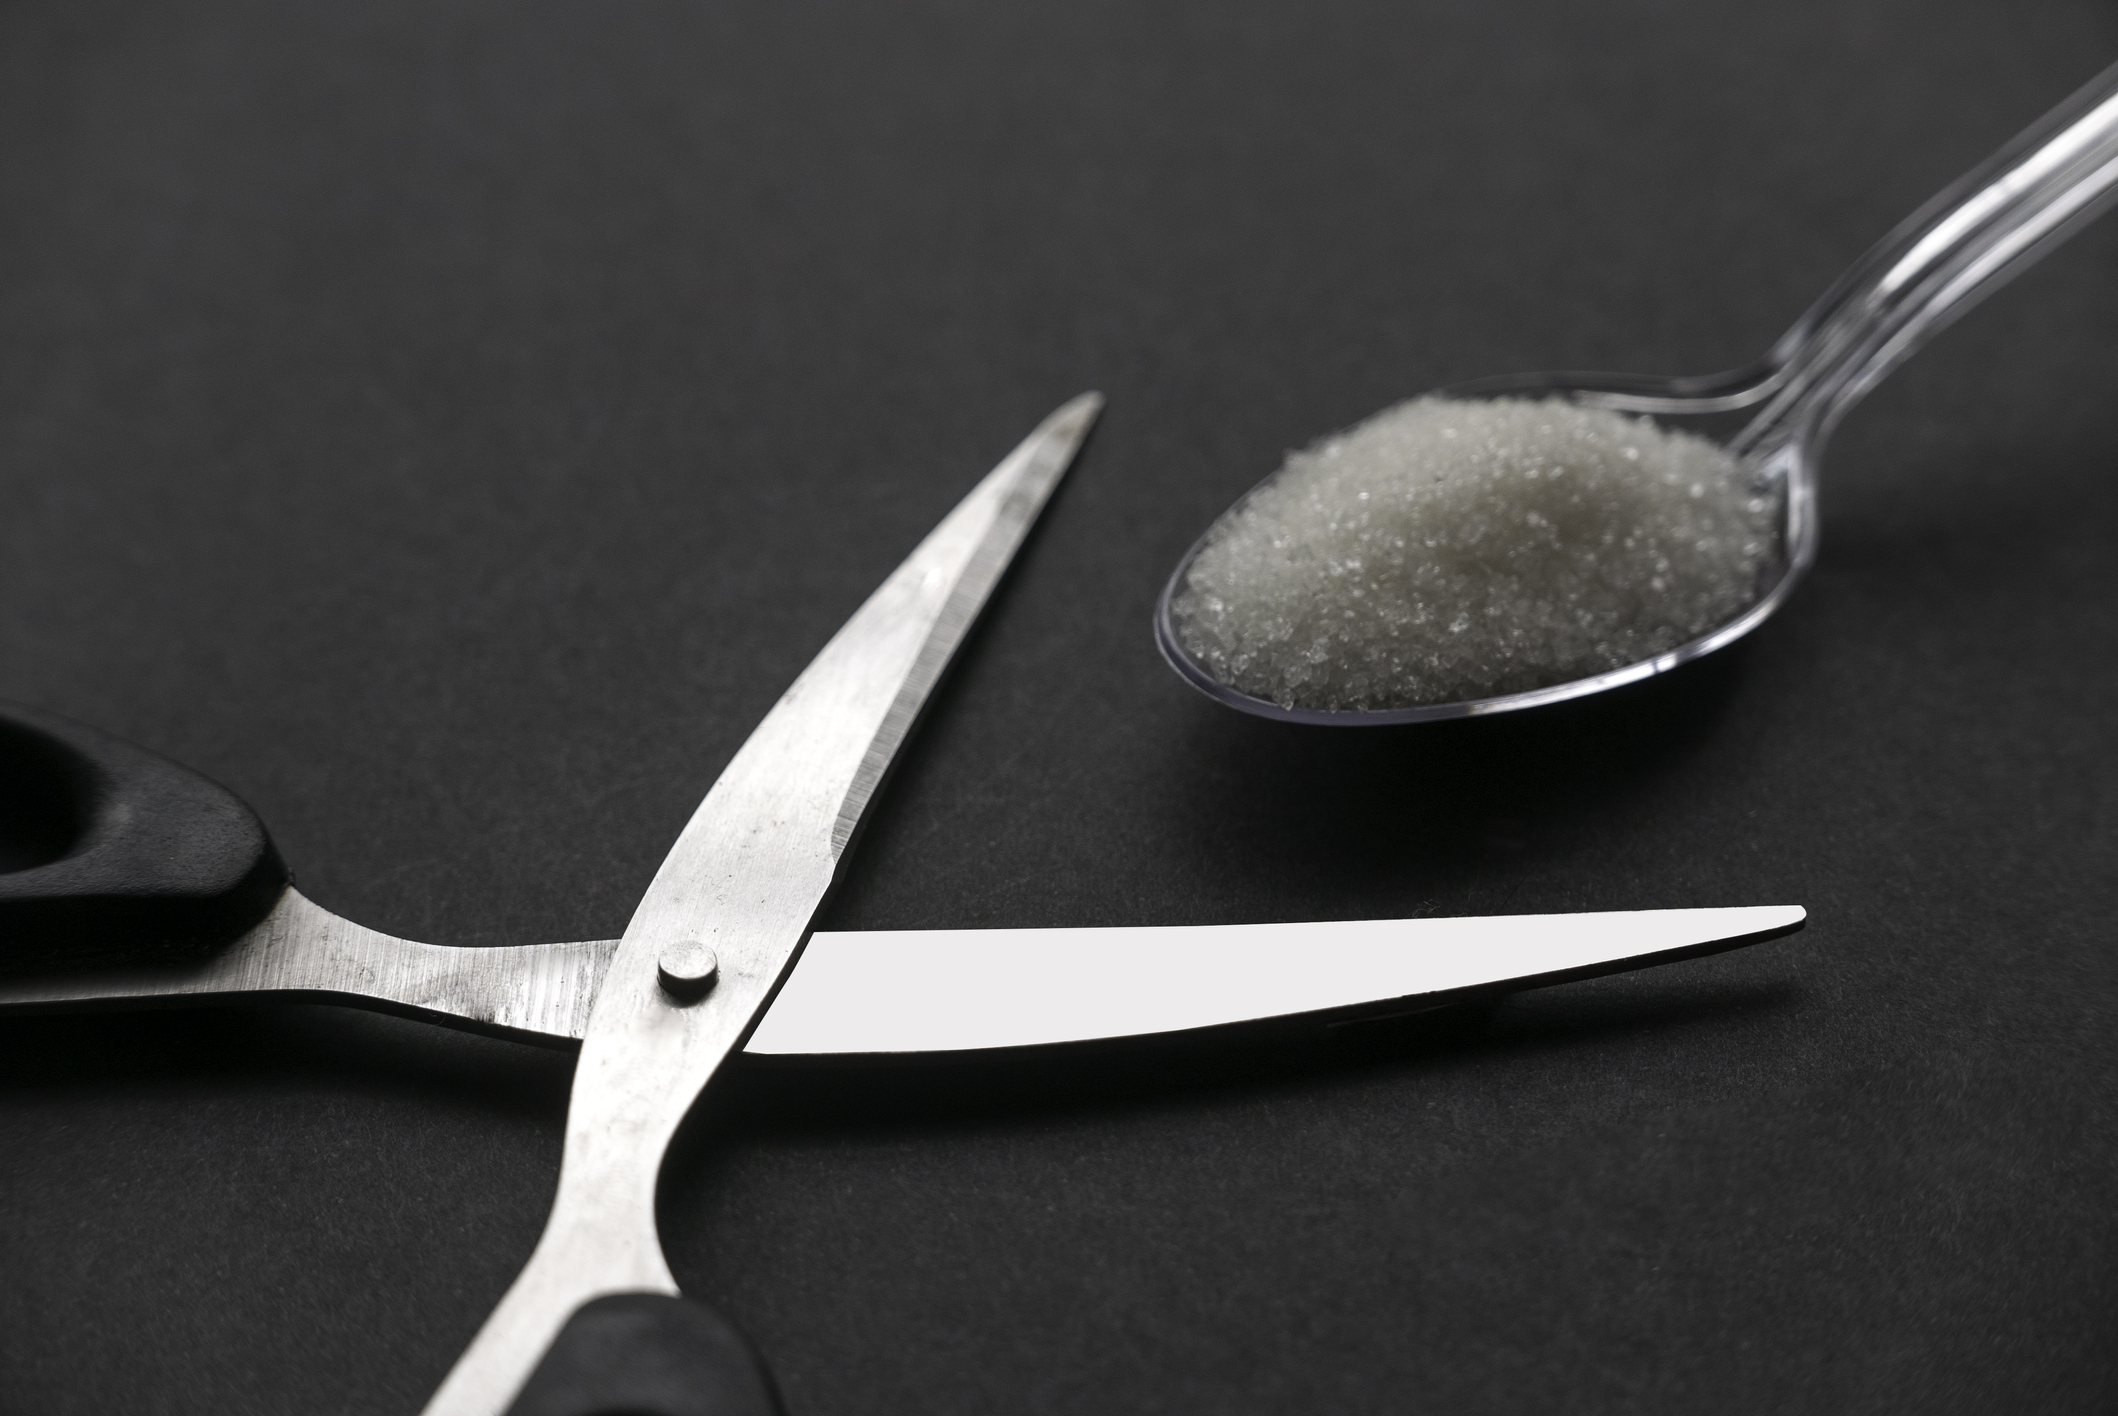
[1168,396,1778,712]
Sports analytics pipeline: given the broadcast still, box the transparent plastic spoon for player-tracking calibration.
[1157,59,2118,726]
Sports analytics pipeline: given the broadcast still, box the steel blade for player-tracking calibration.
[421,392,1101,1416]
[1,900,1802,1061]
[0,900,1801,1057]
[746,905,1807,1056]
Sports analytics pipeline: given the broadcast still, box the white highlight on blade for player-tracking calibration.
[745,905,1804,1056]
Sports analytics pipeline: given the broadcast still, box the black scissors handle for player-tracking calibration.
[503,1294,783,1416]
[0,701,287,969]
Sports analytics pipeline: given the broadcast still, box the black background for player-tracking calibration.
[3,2,2116,1412]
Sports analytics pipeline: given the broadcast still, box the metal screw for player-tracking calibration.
[657,940,719,1000]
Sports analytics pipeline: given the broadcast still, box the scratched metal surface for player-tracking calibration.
[0,890,613,1042]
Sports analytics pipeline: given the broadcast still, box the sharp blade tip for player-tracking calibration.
[1045,390,1106,438]
[1723,903,1806,941]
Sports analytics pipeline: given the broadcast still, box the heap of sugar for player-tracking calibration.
[1167,396,1778,712]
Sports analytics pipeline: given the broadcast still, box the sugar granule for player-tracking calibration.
[1168,396,1779,711]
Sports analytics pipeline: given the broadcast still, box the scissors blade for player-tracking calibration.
[420,392,1101,1416]
[750,905,1806,1056]
[0,901,1804,1054]
[0,899,1797,1055]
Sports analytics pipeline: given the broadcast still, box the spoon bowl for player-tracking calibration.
[1158,59,2118,725]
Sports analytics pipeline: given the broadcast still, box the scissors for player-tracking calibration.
[0,393,1804,1415]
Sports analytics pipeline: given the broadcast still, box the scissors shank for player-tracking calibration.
[0,887,614,1043]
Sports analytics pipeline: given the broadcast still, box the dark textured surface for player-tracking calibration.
[2,2,2115,1413]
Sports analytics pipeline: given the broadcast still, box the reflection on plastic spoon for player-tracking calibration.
[1157,59,2118,725]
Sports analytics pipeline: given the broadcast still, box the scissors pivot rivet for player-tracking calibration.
[656,940,719,999]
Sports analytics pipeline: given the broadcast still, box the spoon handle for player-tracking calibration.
[1735,58,2118,456]
[1444,61,2118,421]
